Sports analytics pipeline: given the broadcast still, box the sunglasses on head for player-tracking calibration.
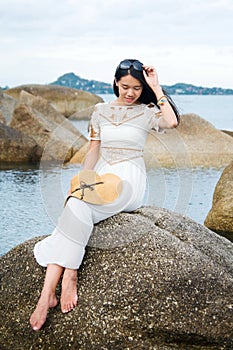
[117,60,144,71]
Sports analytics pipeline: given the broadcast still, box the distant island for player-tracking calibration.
[2,72,233,95]
[50,73,233,95]
[50,73,113,94]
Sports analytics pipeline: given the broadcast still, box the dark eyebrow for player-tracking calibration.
[121,83,142,88]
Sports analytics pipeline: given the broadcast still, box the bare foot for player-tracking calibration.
[60,269,78,313]
[30,291,58,331]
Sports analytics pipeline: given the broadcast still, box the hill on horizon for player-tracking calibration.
[50,72,113,95]
[50,72,233,95]
[2,72,233,95]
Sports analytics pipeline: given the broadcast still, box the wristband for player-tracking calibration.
[157,96,168,106]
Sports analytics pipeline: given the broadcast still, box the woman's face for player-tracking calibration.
[116,74,143,105]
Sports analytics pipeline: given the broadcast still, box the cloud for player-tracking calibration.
[0,0,233,87]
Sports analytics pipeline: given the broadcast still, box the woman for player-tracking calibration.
[30,59,179,331]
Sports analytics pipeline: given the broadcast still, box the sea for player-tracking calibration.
[0,95,232,256]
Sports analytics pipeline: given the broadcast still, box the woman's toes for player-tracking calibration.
[61,299,77,313]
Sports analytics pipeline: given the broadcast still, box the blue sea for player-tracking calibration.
[0,95,232,256]
[100,94,233,131]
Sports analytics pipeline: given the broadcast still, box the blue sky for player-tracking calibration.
[1,0,233,88]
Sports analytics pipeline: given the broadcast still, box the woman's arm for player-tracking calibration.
[143,65,178,129]
[152,85,178,129]
[82,140,101,170]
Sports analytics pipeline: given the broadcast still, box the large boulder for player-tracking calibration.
[0,207,232,349]
[205,161,233,238]
[145,113,233,168]
[5,84,103,117]
[18,90,86,138]
[0,122,42,162]
[10,103,87,162]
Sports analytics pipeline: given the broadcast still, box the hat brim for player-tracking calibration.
[65,169,123,205]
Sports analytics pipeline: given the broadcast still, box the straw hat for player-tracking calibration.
[65,169,123,205]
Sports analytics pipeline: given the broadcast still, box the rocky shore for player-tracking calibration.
[0,85,102,162]
[1,85,233,167]
[1,86,233,349]
[0,206,233,349]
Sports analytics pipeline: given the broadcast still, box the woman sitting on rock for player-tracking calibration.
[30,59,180,331]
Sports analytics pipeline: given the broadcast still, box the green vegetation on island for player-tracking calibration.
[50,72,233,95]
[50,72,113,94]
[163,82,233,95]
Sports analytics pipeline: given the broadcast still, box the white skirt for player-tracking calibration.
[34,158,147,269]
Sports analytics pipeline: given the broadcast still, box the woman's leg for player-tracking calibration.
[30,263,64,331]
[60,268,78,313]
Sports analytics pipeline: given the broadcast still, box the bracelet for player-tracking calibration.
[157,95,168,106]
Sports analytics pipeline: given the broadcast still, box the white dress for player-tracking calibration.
[34,102,163,269]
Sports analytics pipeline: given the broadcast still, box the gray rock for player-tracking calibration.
[10,103,86,162]
[145,113,233,168]
[205,161,233,238]
[18,90,85,139]
[0,207,232,350]
[0,123,42,162]
[4,84,103,117]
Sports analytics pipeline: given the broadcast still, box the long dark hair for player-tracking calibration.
[113,59,180,123]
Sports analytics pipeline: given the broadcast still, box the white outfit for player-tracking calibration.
[34,102,162,269]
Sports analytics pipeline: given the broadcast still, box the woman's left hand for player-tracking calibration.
[143,65,160,89]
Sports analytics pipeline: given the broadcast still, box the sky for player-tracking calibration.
[1,0,233,89]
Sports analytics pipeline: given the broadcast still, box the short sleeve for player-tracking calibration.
[89,105,101,141]
[147,103,164,133]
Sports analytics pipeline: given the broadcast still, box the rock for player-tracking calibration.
[5,84,103,117]
[0,207,232,350]
[0,92,18,124]
[10,103,87,162]
[145,113,233,168]
[205,161,233,238]
[222,130,233,137]
[18,90,86,140]
[0,123,42,162]
[69,142,89,164]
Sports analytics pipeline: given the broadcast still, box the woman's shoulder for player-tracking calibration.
[93,102,105,109]
[93,102,112,111]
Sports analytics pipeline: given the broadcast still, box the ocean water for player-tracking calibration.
[0,95,232,256]
[99,94,233,131]
[0,164,224,256]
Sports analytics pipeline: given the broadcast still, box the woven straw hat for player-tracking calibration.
[65,169,123,205]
